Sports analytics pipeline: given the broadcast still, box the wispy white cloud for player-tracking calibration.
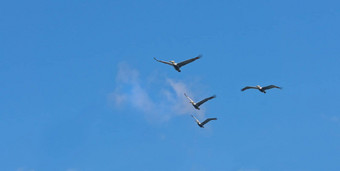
[109,62,206,122]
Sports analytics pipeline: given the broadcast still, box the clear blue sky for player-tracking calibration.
[1,1,340,171]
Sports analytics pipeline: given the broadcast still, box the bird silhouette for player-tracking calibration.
[153,55,201,72]
[184,93,216,110]
[241,85,282,93]
[191,115,217,128]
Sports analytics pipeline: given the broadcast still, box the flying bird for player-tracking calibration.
[153,55,201,72]
[191,115,217,128]
[184,93,216,110]
[241,85,282,93]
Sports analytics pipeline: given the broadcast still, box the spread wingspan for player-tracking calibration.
[241,86,258,91]
[262,85,282,90]
[153,57,173,66]
[196,95,216,107]
[201,118,217,126]
[177,55,201,68]
[191,114,200,124]
[184,93,194,103]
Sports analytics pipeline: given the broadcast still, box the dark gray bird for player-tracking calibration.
[184,93,216,110]
[153,55,201,72]
[191,115,217,128]
[241,85,282,93]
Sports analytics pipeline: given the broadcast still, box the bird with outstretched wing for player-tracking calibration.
[241,86,258,91]
[196,95,216,107]
[184,93,216,110]
[153,57,173,66]
[153,55,201,72]
[191,115,217,128]
[184,93,195,103]
[200,118,217,126]
[177,55,201,68]
[262,85,282,90]
[241,84,282,93]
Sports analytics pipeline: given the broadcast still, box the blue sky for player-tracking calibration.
[1,0,340,170]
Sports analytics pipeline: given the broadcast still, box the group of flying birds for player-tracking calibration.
[154,55,282,128]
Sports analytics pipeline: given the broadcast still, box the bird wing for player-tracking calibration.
[191,115,200,124]
[177,55,201,67]
[262,85,282,90]
[201,118,217,126]
[241,86,258,91]
[153,57,173,66]
[184,93,195,103]
[196,95,216,107]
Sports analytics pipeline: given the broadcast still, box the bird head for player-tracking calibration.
[256,85,262,89]
[170,60,175,64]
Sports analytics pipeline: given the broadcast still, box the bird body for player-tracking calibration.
[154,55,201,72]
[193,104,200,110]
[241,85,282,93]
[184,93,216,110]
[191,115,217,128]
[171,61,181,72]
